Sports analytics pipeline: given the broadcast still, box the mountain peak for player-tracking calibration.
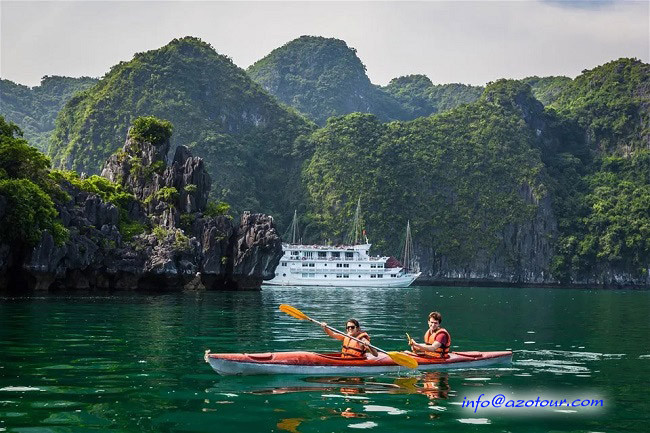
[247,35,410,124]
[387,74,434,88]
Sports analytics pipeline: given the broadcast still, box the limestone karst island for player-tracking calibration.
[2,36,648,291]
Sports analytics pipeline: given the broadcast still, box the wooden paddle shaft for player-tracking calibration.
[308,317,388,355]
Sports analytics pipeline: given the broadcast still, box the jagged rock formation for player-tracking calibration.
[101,127,211,228]
[3,125,282,292]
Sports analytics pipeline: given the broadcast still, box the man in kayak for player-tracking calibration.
[408,311,451,358]
[321,319,379,358]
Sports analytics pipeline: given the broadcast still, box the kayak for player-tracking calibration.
[204,350,512,376]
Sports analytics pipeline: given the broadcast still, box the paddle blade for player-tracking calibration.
[387,351,419,369]
[279,304,310,321]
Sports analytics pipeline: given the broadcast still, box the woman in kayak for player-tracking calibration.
[321,319,379,358]
[409,311,451,358]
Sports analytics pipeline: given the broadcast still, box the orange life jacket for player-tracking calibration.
[342,332,370,358]
[420,328,451,358]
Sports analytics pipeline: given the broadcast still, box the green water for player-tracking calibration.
[1,286,649,432]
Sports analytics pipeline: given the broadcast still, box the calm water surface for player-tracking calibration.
[1,286,649,432]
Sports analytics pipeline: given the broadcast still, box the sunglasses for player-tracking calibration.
[346,325,357,330]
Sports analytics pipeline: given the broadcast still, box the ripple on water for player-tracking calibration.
[0,387,43,392]
[42,411,112,426]
[30,401,82,409]
[0,412,27,418]
[321,394,368,400]
[348,421,378,429]
[517,349,625,361]
[38,364,75,370]
[514,359,590,374]
[458,418,491,424]
[363,405,406,415]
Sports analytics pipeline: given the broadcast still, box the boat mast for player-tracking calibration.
[345,197,363,245]
[401,220,417,272]
[285,210,300,244]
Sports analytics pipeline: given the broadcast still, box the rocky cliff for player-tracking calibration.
[1,120,282,292]
[417,182,558,285]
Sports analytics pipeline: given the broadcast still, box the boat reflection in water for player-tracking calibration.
[208,373,452,430]
[221,372,451,400]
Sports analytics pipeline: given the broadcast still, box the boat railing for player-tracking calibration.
[291,267,405,275]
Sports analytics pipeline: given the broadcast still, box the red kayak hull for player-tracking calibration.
[205,350,512,375]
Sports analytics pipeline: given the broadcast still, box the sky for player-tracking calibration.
[1,0,648,88]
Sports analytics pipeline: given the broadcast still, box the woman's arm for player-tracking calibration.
[362,337,379,357]
[321,322,344,341]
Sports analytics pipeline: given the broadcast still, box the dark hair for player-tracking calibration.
[428,311,442,324]
[347,318,360,328]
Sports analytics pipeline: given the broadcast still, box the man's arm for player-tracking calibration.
[411,340,442,353]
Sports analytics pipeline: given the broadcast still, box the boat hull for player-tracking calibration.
[205,350,512,376]
[263,274,420,288]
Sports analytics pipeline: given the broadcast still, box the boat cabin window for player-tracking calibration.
[282,262,287,266]
[291,251,299,256]
[303,251,313,258]
[309,263,315,267]
[345,252,354,259]
[331,252,340,259]
[377,274,383,278]
[318,252,327,259]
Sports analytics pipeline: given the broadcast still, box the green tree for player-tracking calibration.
[0,116,67,247]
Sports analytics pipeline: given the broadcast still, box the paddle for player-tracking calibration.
[279,304,418,369]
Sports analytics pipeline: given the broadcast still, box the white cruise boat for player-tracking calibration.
[264,242,421,287]
[264,203,421,288]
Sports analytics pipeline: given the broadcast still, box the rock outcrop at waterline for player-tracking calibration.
[0,123,282,292]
